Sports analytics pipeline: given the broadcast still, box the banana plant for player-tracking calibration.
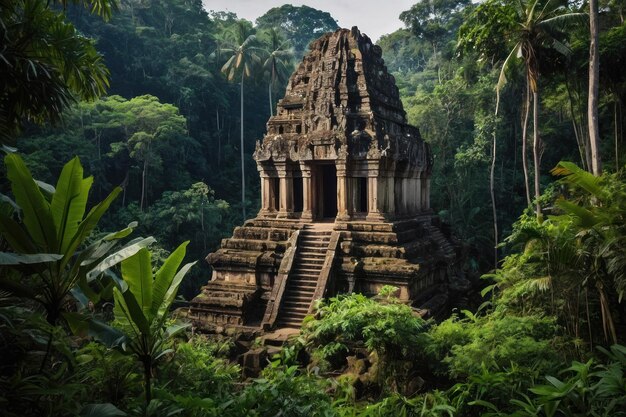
[0,154,154,325]
[81,242,195,404]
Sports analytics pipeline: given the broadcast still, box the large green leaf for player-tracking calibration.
[0,252,63,265]
[551,161,603,197]
[121,248,153,319]
[158,260,196,320]
[61,186,121,269]
[0,212,37,253]
[151,241,188,319]
[86,236,156,281]
[50,156,93,253]
[556,199,599,228]
[4,153,57,250]
[113,286,150,335]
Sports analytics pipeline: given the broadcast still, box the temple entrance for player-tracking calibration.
[314,164,337,219]
[293,176,303,213]
[355,177,368,213]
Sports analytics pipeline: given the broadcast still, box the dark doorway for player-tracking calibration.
[321,165,337,218]
[355,177,368,213]
[272,178,280,211]
[293,176,303,212]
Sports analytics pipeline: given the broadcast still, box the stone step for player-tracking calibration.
[291,265,321,276]
[282,301,311,310]
[298,251,326,258]
[275,320,303,329]
[277,308,308,318]
[285,283,317,291]
[289,270,319,277]
[284,292,315,301]
[294,258,325,266]
[288,278,318,286]
[301,235,331,240]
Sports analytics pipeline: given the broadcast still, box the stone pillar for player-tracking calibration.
[402,178,409,214]
[424,177,431,210]
[366,164,384,221]
[415,174,423,212]
[277,166,294,218]
[336,164,350,221]
[257,168,273,217]
[300,162,313,220]
[377,172,392,215]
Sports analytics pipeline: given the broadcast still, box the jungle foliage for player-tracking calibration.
[2,0,626,416]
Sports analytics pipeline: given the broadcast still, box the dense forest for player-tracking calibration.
[1,0,626,416]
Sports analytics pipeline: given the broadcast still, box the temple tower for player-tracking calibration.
[188,28,460,333]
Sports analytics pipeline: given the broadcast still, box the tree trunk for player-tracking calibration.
[240,72,246,220]
[490,121,499,268]
[588,0,602,175]
[533,90,541,219]
[141,157,147,211]
[522,77,532,208]
[269,66,274,117]
[615,98,619,168]
[216,108,221,168]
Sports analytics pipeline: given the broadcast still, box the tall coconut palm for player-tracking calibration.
[495,0,585,218]
[215,21,261,220]
[261,28,294,117]
[588,0,602,176]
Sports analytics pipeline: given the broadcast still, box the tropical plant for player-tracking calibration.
[459,0,585,217]
[261,28,294,117]
[0,0,115,144]
[230,354,334,417]
[0,154,152,326]
[302,287,429,391]
[215,20,262,220]
[85,242,195,405]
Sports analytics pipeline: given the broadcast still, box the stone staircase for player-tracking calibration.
[275,227,332,328]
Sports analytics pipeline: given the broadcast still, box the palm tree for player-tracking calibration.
[588,0,602,175]
[0,0,113,144]
[496,0,584,218]
[215,21,261,220]
[262,28,294,117]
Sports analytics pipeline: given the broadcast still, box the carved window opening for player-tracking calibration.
[278,125,284,134]
[295,124,302,134]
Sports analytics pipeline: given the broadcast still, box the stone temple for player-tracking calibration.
[188,27,461,333]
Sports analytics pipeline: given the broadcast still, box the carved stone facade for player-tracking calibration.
[188,27,461,333]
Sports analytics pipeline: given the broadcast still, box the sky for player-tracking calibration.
[201,1,415,42]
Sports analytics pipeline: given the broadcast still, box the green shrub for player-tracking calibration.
[159,335,240,399]
[302,289,428,367]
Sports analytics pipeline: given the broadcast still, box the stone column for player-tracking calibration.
[257,167,272,217]
[378,171,396,214]
[336,163,350,221]
[424,177,431,211]
[300,162,313,220]
[366,164,384,221]
[402,177,410,214]
[415,174,423,212]
[277,166,294,218]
